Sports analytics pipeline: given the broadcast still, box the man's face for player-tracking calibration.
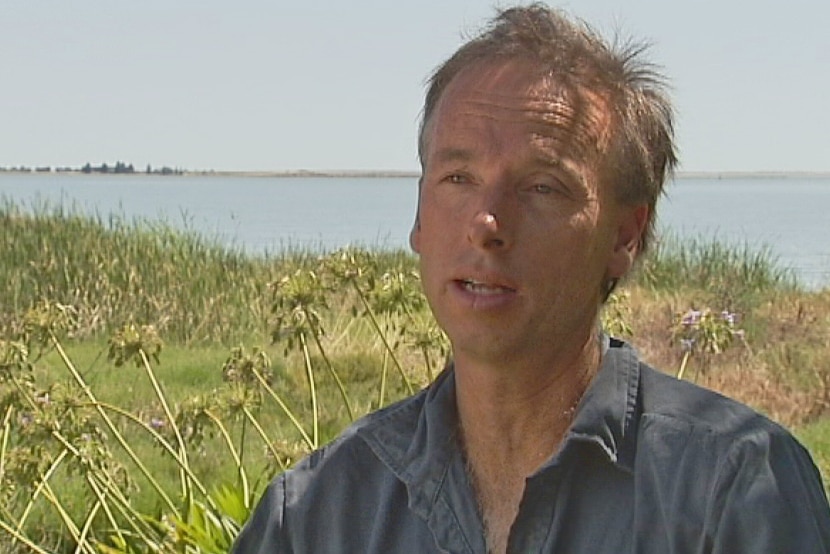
[410,59,645,369]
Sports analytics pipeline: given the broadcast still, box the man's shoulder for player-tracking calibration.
[602,339,782,440]
[284,383,431,490]
[631,357,826,510]
[232,385,435,552]
[636,360,797,451]
[601,344,830,552]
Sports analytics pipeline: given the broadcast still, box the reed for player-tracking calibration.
[2,200,285,344]
[635,233,798,304]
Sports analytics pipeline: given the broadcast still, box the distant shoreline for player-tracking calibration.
[2,168,830,180]
[0,168,423,179]
[674,170,830,180]
[195,169,422,179]
[197,169,830,180]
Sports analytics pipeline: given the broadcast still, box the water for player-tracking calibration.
[2,172,828,288]
[0,173,421,252]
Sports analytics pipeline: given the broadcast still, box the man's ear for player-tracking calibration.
[410,178,423,253]
[608,204,648,279]
[409,217,421,253]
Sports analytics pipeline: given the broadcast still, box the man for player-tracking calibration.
[234,5,830,552]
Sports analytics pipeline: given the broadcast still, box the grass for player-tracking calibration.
[1,203,829,552]
[634,233,799,312]
[798,418,830,486]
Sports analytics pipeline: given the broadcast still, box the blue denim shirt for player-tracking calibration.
[233,338,830,553]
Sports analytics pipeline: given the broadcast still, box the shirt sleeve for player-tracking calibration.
[231,474,287,554]
[708,428,830,553]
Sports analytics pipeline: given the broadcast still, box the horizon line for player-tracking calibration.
[2,167,830,179]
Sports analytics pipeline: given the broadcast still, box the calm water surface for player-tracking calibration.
[2,173,828,288]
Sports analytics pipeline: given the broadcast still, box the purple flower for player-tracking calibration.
[721,311,736,326]
[681,310,702,326]
[150,417,166,431]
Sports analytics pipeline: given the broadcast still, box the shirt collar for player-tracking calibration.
[562,337,641,472]
[358,367,460,519]
[358,337,642,510]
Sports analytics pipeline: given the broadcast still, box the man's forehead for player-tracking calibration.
[428,59,613,157]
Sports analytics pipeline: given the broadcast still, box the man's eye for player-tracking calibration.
[532,183,554,194]
[447,174,467,184]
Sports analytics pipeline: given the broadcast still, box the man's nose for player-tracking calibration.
[468,209,510,250]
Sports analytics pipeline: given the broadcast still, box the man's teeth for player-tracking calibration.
[462,280,508,294]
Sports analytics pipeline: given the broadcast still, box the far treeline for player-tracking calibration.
[0,161,185,175]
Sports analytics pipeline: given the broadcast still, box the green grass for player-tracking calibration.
[797,419,830,488]
[3,333,423,551]
[635,233,799,311]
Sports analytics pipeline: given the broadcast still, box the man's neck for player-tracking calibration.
[453,333,602,554]
[455,333,600,460]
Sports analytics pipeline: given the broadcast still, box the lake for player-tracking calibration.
[2,172,828,289]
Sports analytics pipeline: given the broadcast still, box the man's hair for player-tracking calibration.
[418,3,677,257]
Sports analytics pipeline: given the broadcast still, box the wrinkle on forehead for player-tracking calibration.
[460,95,609,159]
[429,61,613,162]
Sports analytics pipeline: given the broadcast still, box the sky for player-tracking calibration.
[2,0,828,173]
